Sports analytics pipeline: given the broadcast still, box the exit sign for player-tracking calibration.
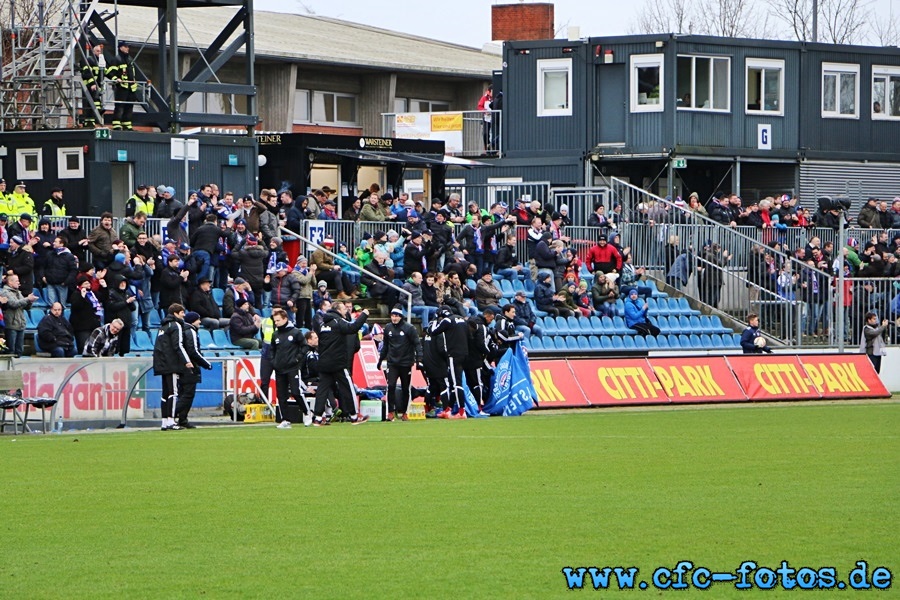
[671,158,687,169]
[95,129,110,140]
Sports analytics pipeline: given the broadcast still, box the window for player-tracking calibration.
[746,58,784,115]
[183,93,247,116]
[677,55,730,111]
[822,63,859,118]
[394,98,408,113]
[407,99,451,113]
[872,65,900,119]
[15,148,42,180]
[537,58,572,116]
[631,54,664,113]
[294,90,358,125]
[57,147,84,179]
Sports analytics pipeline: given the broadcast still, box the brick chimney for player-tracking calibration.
[492,2,554,42]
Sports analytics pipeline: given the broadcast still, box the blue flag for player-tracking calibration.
[461,372,489,418]
[483,345,537,416]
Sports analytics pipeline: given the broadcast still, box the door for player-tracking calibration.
[598,64,627,145]
[221,165,248,199]
[110,162,133,216]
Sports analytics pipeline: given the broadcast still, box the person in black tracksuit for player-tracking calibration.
[439,309,470,417]
[377,307,422,420]
[465,308,498,408]
[312,303,369,426]
[270,307,309,425]
[421,311,452,412]
[175,312,212,428]
[152,303,192,430]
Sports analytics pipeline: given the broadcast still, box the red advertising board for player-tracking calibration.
[649,357,748,403]
[528,360,591,408]
[799,354,890,399]
[568,358,669,405]
[725,355,821,401]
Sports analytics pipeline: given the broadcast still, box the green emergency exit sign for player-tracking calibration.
[671,158,687,169]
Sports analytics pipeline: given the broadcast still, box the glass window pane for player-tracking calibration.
[839,73,855,114]
[677,56,693,107]
[695,57,711,109]
[763,68,780,111]
[294,90,310,122]
[543,69,568,110]
[412,100,430,112]
[890,77,900,116]
[311,92,331,121]
[873,77,885,113]
[336,95,356,122]
[65,153,80,170]
[637,65,660,105]
[394,98,407,113]
[432,102,450,112]
[823,73,836,112]
[748,68,762,110]
[24,154,38,171]
[184,92,203,113]
[712,58,729,110]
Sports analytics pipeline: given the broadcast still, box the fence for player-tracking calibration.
[444,181,552,213]
[381,110,502,157]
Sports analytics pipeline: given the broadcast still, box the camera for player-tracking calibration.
[817,196,851,212]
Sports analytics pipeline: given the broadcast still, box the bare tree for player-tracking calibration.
[870,12,900,46]
[697,0,770,38]
[770,0,871,44]
[631,0,698,34]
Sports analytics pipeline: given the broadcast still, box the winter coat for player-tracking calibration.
[0,285,30,330]
[294,268,315,299]
[60,226,88,265]
[379,319,422,367]
[153,315,192,375]
[87,223,116,262]
[624,297,649,328]
[70,287,102,333]
[257,202,279,242]
[43,248,78,287]
[189,288,222,319]
[7,249,35,296]
[534,280,556,312]
[159,266,186,311]
[270,272,300,308]
[229,307,259,342]
[105,287,136,324]
[270,322,306,373]
[37,313,75,352]
[311,248,336,271]
[475,279,503,309]
[118,218,144,248]
[189,222,222,255]
[316,309,368,372]
[180,322,212,384]
[402,281,424,306]
[236,244,268,286]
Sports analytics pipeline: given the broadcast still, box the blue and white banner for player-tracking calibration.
[483,345,537,417]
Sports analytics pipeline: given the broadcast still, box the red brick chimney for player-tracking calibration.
[492,2,555,42]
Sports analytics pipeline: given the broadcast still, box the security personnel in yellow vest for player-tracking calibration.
[259,312,277,402]
[10,183,36,229]
[125,185,154,218]
[80,41,106,127]
[42,187,67,218]
[0,179,12,216]
[107,40,138,130]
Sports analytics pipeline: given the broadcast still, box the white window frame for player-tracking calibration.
[631,54,665,113]
[537,58,572,117]
[57,147,84,179]
[15,148,43,180]
[406,99,452,113]
[872,65,900,120]
[745,58,785,116]
[312,91,359,126]
[293,89,311,123]
[821,62,860,119]
[676,54,731,112]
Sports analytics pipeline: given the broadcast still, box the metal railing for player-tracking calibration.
[444,181,552,213]
[381,110,502,157]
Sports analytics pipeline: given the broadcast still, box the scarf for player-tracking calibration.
[86,290,104,320]
[474,226,483,253]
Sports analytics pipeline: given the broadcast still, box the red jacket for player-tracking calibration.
[587,244,622,273]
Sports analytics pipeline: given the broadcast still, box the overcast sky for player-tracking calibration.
[254,0,898,48]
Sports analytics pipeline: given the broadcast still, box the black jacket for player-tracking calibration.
[495,245,518,270]
[316,309,368,373]
[442,314,469,360]
[422,316,452,371]
[7,249,34,296]
[153,315,192,375]
[70,288,102,333]
[105,287,136,324]
[235,245,268,286]
[229,307,259,341]
[60,226,88,265]
[465,315,495,367]
[189,222,222,255]
[270,322,306,373]
[37,313,75,352]
[269,273,300,307]
[159,266,186,312]
[189,288,222,319]
[379,319,422,368]
[300,345,319,382]
[180,322,212,384]
[43,248,78,287]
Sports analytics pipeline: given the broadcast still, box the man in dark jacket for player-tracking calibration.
[189,277,229,329]
[377,307,422,421]
[43,237,78,306]
[189,213,222,282]
[270,307,310,428]
[60,216,89,266]
[511,290,542,337]
[268,263,300,312]
[740,313,773,354]
[7,235,35,297]
[235,234,268,308]
[312,302,369,426]
[229,298,261,349]
[437,308,470,418]
[159,254,188,313]
[152,304,193,430]
[363,252,399,309]
[464,308,497,409]
[175,311,212,428]
[37,302,76,357]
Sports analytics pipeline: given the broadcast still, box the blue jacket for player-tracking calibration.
[534,280,555,311]
[623,297,648,328]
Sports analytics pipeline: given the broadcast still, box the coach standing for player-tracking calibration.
[153,303,191,431]
[378,307,422,421]
[175,311,212,429]
[312,301,369,426]
[271,307,309,429]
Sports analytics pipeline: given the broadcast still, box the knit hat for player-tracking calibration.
[10,235,23,245]
[390,307,405,316]
[318,281,327,288]
[184,311,201,324]
[114,253,126,264]
[246,234,258,244]
[559,204,569,212]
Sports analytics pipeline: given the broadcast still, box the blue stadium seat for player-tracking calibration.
[565,337,578,350]
[699,334,713,348]
[732,333,742,347]
[667,334,681,348]
[615,299,625,317]
[665,298,683,315]
[678,334,692,348]
[710,315,729,333]
[149,311,161,327]
[612,316,629,334]
[512,279,532,298]
[195,329,214,350]
[32,289,49,308]
[623,336,636,349]
[601,336,613,349]
[611,336,624,349]
[599,316,614,333]
[589,316,603,332]
[656,315,672,334]
[32,332,44,353]
[589,336,602,350]
[634,336,647,349]
[466,280,476,291]
[530,299,547,318]
[579,318,595,333]
[656,335,669,349]
[132,331,154,352]
[691,315,709,333]
[542,316,558,336]
[555,316,570,334]
[711,335,725,349]
[529,337,543,351]
[577,336,590,350]
[645,335,658,349]
[647,298,659,314]
[63,308,71,321]
[500,280,515,297]
[678,315,692,333]
[27,308,45,329]
[213,329,234,349]
[678,297,700,315]
[212,288,225,306]
[566,316,580,332]
[646,279,664,297]
[554,337,568,351]
[689,334,703,349]
[523,278,535,293]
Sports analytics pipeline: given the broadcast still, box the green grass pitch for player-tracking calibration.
[2,402,897,598]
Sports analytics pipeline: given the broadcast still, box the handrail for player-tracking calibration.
[279,225,414,322]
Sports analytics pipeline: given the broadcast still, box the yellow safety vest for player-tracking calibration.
[131,195,155,217]
[261,317,275,344]
[11,192,36,229]
[43,199,67,217]
[0,193,13,216]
